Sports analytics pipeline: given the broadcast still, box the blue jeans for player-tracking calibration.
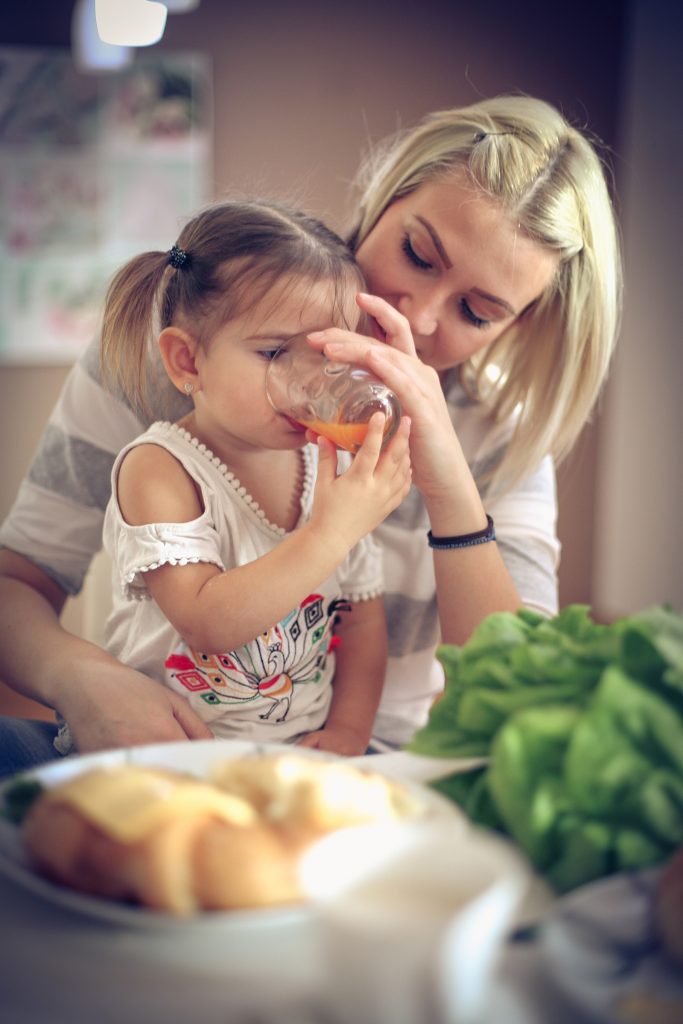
[0,718,62,778]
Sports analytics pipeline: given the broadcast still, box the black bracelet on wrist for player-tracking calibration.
[427,514,496,550]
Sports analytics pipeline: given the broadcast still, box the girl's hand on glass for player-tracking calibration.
[307,293,462,500]
[311,411,412,551]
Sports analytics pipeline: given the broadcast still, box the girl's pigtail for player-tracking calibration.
[100,250,170,416]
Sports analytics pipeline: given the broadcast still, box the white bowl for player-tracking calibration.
[0,738,463,931]
[0,739,527,1023]
[301,819,531,1024]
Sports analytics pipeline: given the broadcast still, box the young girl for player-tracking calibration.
[54,200,412,758]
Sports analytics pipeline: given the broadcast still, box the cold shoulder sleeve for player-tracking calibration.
[107,515,225,601]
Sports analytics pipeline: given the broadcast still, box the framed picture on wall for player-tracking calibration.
[0,46,211,364]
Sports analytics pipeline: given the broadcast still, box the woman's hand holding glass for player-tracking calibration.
[307,293,467,507]
[265,331,401,453]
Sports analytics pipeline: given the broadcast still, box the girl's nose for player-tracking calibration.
[397,293,438,337]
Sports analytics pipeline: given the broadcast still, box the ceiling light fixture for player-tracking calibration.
[95,0,168,48]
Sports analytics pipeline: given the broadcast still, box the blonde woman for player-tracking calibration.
[314,95,622,743]
[0,95,622,770]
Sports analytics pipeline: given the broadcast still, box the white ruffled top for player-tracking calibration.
[100,420,384,694]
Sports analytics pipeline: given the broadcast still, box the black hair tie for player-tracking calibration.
[168,244,189,269]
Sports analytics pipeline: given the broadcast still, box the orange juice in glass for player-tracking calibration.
[265,334,400,453]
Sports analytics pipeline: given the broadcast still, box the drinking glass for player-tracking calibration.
[265,333,400,453]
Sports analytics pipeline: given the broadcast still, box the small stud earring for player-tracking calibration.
[183,381,194,395]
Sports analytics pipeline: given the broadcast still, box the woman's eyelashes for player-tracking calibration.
[401,234,490,329]
[258,347,282,361]
[401,235,432,270]
[460,299,489,329]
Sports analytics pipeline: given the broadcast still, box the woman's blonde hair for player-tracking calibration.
[101,199,363,414]
[349,95,623,492]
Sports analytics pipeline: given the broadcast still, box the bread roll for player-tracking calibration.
[21,755,417,915]
[210,753,418,848]
[22,765,298,914]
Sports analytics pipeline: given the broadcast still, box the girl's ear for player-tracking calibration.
[158,327,200,394]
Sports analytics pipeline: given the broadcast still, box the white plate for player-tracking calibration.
[0,739,467,930]
[540,869,683,1024]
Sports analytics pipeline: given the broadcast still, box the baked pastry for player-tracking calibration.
[210,753,419,849]
[21,754,418,915]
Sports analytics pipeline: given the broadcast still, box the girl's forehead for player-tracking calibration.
[245,273,359,330]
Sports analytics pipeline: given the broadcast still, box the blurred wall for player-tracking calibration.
[0,0,644,719]
[0,0,627,571]
[593,0,683,617]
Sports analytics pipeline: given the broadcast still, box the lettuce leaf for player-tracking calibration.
[408,604,683,892]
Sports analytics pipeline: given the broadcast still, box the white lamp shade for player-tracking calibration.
[95,0,168,48]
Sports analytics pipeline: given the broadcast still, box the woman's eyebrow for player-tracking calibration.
[471,288,517,316]
[415,216,453,269]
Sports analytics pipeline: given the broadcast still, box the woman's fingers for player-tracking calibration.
[360,343,443,426]
[355,292,417,356]
[307,290,416,364]
[169,691,214,740]
[307,328,414,384]
[308,322,440,426]
[365,415,412,490]
[306,326,378,361]
[388,415,412,462]
[386,416,413,486]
